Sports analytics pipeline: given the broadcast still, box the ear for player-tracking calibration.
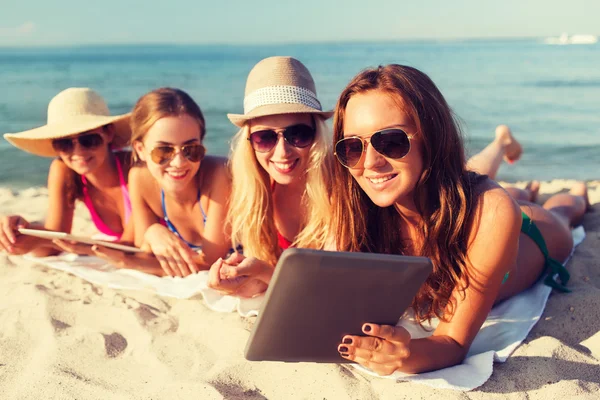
[133,140,146,162]
[102,124,116,144]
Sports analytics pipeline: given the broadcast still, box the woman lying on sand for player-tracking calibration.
[207,56,334,296]
[330,64,590,374]
[0,88,133,256]
[94,88,232,277]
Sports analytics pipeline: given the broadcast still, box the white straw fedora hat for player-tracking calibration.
[227,56,333,127]
[3,87,131,157]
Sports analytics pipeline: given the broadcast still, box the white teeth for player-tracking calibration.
[368,175,394,184]
[168,171,187,177]
[273,161,294,170]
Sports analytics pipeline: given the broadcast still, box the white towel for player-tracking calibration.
[25,226,585,391]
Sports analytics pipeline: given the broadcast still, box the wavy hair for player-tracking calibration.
[228,116,333,266]
[331,65,485,323]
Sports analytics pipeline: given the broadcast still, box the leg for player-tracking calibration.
[467,125,522,180]
[504,181,540,203]
[496,183,589,302]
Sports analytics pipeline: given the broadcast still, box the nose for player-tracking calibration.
[71,140,88,156]
[362,141,385,169]
[272,134,292,158]
[169,150,187,167]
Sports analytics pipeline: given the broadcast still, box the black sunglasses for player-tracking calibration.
[334,128,414,168]
[52,133,104,154]
[149,143,206,165]
[248,124,316,153]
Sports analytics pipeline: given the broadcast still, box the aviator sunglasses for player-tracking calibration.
[334,128,414,168]
[52,133,104,153]
[248,123,316,153]
[149,143,206,165]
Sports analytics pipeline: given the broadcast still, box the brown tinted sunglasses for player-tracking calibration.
[149,143,206,165]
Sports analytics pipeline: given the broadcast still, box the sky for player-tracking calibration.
[0,0,599,46]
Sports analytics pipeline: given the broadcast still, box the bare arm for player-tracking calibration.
[341,184,523,374]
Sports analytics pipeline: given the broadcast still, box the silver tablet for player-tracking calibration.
[244,248,432,363]
[18,228,143,254]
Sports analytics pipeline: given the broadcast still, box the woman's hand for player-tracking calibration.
[0,215,30,253]
[208,253,269,297]
[338,323,411,376]
[142,223,199,277]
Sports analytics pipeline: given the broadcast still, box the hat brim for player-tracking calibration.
[227,103,333,128]
[3,113,131,157]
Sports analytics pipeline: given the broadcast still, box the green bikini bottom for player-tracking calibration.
[501,212,571,292]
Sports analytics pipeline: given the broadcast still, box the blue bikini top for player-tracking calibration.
[161,189,207,251]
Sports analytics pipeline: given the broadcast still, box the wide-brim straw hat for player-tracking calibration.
[3,87,131,157]
[227,56,333,127]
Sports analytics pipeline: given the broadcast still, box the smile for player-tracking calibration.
[271,159,299,174]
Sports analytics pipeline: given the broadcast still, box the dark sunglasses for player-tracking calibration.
[334,128,414,168]
[248,124,316,153]
[149,143,206,165]
[52,133,104,153]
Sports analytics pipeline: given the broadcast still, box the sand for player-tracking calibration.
[1,180,599,399]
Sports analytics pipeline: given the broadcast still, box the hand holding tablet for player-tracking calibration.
[18,228,143,254]
[244,248,432,363]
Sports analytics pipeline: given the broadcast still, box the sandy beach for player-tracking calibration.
[1,180,599,399]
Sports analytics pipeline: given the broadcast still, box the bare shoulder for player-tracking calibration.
[129,164,157,192]
[48,158,73,187]
[469,178,522,243]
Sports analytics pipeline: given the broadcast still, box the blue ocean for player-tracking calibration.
[1,39,599,188]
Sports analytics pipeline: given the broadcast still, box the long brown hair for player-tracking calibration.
[129,87,206,163]
[331,65,485,323]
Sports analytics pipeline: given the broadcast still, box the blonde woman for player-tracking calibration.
[1,88,133,256]
[95,88,232,277]
[208,56,333,296]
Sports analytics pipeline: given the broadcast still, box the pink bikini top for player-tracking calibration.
[81,155,132,241]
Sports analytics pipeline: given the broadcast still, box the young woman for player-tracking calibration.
[95,87,232,277]
[329,65,589,374]
[0,88,133,256]
[207,56,333,296]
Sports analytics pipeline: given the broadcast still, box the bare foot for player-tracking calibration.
[495,125,522,164]
[525,180,541,203]
[569,182,593,211]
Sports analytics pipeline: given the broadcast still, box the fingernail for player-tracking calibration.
[343,338,353,345]
[363,325,372,332]
[339,346,348,353]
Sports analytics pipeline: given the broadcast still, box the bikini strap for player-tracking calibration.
[521,212,571,292]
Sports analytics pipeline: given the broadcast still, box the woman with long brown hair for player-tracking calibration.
[330,65,589,374]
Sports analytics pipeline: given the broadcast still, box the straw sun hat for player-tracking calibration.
[227,56,333,127]
[3,87,131,157]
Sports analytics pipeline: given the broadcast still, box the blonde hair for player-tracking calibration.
[228,116,333,265]
[130,87,206,162]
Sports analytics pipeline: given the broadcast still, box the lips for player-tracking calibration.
[166,170,190,180]
[365,173,398,190]
[271,159,299,174]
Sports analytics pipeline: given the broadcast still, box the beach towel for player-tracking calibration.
[24,226,585,391]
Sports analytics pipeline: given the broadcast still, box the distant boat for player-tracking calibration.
[545,33,598,45]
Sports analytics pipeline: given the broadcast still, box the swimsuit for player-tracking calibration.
[502,211,570,292]
[161,189,206,251]
[271,181,294,250]
[81,155,131,242]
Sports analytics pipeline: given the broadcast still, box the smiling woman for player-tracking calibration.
[0,87,134,256]
[207,56,334,297]
[93,88,233,277]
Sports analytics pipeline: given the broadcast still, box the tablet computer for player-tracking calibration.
[18,228,143,254]
[244,248,432,363]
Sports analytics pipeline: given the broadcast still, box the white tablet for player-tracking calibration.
[18,228,143,254]
[244,248,432,363]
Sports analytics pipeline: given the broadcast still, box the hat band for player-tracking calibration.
[243,85,322,114]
